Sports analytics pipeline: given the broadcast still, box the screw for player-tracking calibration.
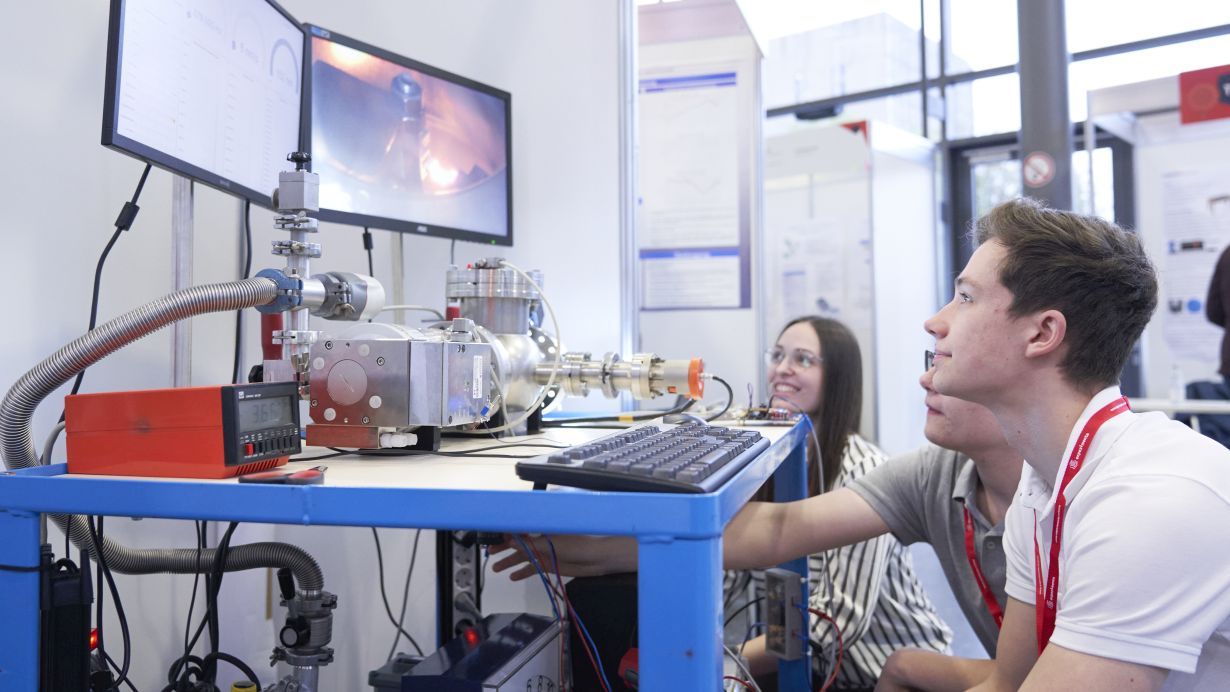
[324,341,333,350]
[376,356,385,366]
[362,416,370,424]
[310,399,318,407]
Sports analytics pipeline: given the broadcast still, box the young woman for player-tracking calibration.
[728,316,952,689]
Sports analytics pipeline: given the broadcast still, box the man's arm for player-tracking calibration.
[491,488,889,580]
[968,597,1039,692]
[723,488,889,570]
[1020,645,1167,692]
[875,649,993,692]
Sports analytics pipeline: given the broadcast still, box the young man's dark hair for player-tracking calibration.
[972,197,1158,391]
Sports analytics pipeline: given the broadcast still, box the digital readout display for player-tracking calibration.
[237,397,293,430]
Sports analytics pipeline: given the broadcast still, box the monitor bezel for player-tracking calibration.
[301,24,514,247]
[100,0,306,209]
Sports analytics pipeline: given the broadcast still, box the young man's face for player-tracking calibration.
[924,240,1028,407]
[920,365,1009,457]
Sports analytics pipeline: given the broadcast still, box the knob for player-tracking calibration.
[279,617,310,648]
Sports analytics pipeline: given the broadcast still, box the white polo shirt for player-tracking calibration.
[1004,386,1230,690]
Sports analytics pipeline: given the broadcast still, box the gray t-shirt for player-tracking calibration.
[847,443,1006,655]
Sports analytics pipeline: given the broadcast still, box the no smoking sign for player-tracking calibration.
[1022,151,1055,188]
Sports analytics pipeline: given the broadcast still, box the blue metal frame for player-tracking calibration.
[0,420,809,691]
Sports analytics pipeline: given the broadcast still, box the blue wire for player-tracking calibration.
[546,537,614,691]
[513,535,561,622]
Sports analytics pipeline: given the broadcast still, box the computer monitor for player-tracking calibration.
[304,25,512,245]
[101,0,304,207]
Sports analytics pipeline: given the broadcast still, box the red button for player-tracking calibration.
[244,442,255,456]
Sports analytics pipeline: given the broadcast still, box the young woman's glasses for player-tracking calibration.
[764,348,822,370]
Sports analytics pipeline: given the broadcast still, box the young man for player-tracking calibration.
[493,366,1023,682]
[922,198,1230,691]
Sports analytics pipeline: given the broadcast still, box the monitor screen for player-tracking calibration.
[305,25,512,245]
[101,0,304,207]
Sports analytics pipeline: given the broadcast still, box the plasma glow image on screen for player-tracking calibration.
[310,35,509,239]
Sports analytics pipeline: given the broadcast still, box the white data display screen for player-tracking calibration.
[110,0,303,202]
[237,397,293,431]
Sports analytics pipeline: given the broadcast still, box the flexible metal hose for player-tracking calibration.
[0,278,324,591]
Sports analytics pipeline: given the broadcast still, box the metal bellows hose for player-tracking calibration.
[0,278,324,591]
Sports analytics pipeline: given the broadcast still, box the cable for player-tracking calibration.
[725,596,765,627]
[326,447,538,460]
[706,375,735,422]
[363,227,375,276]
[545,537,613,692]
[180,522,205,679]
[232,201,252,385]
[739,622,765,657]
[40,417,66,464]
[63,163,153,408]
[379,304,445,320]
[201,651,261,689]
[725,675,756,690]
[513,536,560,621]
[371,528,424,657]
[808,608,844,692]
[88,516,135,691]
[380,528,425,659]
[724,644,763,692]
[449,238,456,265]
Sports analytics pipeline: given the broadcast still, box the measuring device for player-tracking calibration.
[65,382,302,479]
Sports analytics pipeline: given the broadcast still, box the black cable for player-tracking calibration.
[190,521,238,684]
[724,596,765,627]
[102,650,139,692]
[540,398,694,427]
[371,528,424,657]
[387,528,423,661]
[63,163,153,410]
[200,651,261,689]
[232,202,252,385]
[449,238,457,265]
[89,516,135,691]
[328,447,538,460]
[363,227,375,276]
[706,375,735,422]
[293,440,567,462]
[182,522,205,665]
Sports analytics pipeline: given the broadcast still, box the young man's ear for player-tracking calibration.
[1024,309,1067,360]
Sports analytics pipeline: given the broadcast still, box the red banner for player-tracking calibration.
[1179,64,1230,124]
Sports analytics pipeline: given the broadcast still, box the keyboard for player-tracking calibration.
[515,421,769,493]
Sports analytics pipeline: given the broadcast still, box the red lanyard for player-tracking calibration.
[962,506,1004,628]
[1034,396,1130,654]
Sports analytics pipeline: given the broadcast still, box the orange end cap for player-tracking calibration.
[688,358,704,399]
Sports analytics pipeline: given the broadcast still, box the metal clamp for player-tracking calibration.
[255,268,303,314]
[271,239,323,257]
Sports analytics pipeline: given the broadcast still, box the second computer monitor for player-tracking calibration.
[305,25,512,245]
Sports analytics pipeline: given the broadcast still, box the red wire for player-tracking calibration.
[808,608,844,692]
[724,674,756,689]
[524,536,610,692]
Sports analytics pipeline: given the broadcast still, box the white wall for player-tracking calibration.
[0,1,626,688]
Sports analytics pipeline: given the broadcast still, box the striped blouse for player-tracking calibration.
[724,433,953,688]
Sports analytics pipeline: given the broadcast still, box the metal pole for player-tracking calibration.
[1017,0,1073,209]
[171,175,194,386]
[391,233,406,326]
[618,0,639,411]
